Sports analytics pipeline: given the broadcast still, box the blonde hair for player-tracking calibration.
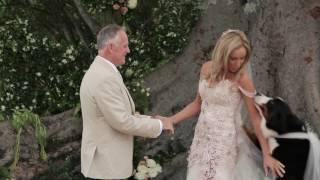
[206,29,251,84]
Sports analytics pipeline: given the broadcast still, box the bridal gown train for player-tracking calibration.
[186,79,272,180]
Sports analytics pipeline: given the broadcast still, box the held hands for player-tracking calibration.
[154,115,175,135]
[263,154,285,178]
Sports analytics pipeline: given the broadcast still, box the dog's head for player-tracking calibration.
[254,94,305,137]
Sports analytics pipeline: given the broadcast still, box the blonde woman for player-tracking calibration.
[157,30,285,179]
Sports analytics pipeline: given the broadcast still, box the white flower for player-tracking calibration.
[68,55,75,61]
[36,72,42,77]
[23,81,29,85]
[62,59,68,64]
[132,61,139,66]
[148,168,159,178]
[166,32,176,37]
[146,158,157,168]
[12,46,17,52]
[155,164,162,172]
[125,69,134,77]
[127,0,138,9]
[30,38,36,43]
[66,46,74,54]
[134,171,147,180]
[137,164,148,174]
[26,33,32,40]
[32,99,36,103]
[42,37,48,45]
[1,105,5,111]
[0,58,3,62]
[45,92,50,96]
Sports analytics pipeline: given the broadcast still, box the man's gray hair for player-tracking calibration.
[97,24,125,50]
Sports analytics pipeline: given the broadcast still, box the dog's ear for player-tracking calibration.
[287,114,306,131]
[267,109,288,134]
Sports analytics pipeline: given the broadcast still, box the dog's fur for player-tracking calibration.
[254,95,310,180]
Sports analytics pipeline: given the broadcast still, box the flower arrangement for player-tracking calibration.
[134,156,162,180]
[112,0,138,15]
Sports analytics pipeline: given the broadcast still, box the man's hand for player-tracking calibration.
[263,154,285,178]
[154,115,174,134]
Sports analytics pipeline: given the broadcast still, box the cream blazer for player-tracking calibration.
[80,56,161,179]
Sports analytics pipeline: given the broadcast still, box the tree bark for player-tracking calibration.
[0,110,82,179]
[249,0,320,133]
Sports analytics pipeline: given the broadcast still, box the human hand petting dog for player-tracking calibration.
[263,154,285,178]
[154,115,175,135]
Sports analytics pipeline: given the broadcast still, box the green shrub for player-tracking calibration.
[0,0,201,116]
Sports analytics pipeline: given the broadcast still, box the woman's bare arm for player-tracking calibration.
[239,71,285,177]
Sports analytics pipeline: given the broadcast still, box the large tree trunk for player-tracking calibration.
[249,0,320,133]
[144,0,320,179]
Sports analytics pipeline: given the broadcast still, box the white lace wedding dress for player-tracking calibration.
[186,79,273,180]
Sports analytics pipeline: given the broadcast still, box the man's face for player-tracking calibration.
[111,30,130,66]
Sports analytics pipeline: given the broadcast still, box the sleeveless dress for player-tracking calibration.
[186,79,272,180]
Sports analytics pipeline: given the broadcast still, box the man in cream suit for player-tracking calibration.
[80,24,173,180]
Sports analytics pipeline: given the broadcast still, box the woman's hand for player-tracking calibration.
[154,115,175,134]
[263,154,285,178]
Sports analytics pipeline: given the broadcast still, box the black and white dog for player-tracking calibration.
[254,94,310,180]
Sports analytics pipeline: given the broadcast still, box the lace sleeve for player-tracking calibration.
[238,86,256,98]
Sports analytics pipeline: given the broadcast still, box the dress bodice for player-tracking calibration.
[199,79,242,119]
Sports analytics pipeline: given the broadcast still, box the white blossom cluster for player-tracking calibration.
[0,17,86,115]
[134,156,162,180]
